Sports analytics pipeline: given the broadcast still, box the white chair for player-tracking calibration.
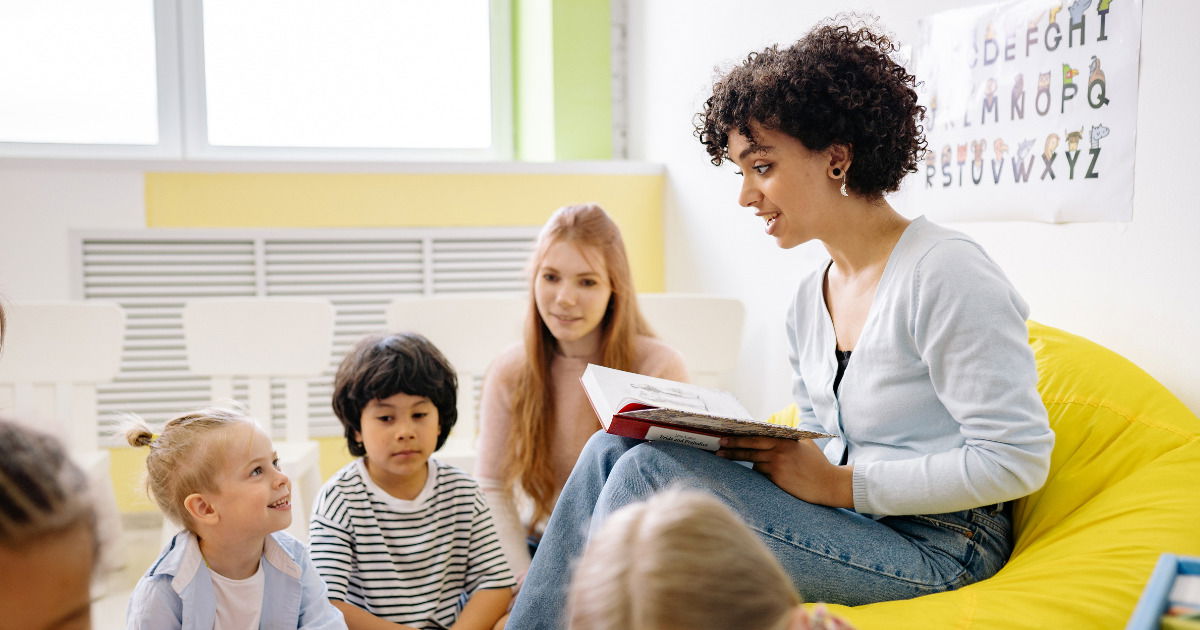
[638,293,745,389]
[0,301,126,593]
[171,297,335,544]
[385,294,526,470]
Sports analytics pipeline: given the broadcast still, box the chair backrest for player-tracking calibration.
[0,301,125,452]
[638,293,744,389]
[182,298,335,442]
[385,294,527,445]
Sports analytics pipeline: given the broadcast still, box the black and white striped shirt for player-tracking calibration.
[309,458,515,630]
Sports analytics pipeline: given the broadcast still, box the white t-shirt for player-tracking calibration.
[210,560,265,630]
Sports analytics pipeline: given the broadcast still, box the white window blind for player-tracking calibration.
[73,227,536,443]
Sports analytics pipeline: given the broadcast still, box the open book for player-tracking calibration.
[580,364,834,451]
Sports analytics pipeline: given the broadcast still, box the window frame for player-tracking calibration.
[0,0,513,161]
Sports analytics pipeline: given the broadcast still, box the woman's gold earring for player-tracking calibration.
[840,178,849,197]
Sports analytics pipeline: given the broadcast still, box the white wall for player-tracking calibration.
[628,0,1200,418]
[0,167,146,301]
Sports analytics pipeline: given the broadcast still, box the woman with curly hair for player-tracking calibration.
[507,18,1053,628]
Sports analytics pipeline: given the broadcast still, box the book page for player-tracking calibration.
[582,363,753,420]
[582,364,835,442]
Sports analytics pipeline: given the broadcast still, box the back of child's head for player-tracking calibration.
[0,418,96,550]
[125,406,254,530]
[332,332,458,456]
[0,418,98,630]
[568,488,800,630]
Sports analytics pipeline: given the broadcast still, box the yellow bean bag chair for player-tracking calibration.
[769,321,1200,628]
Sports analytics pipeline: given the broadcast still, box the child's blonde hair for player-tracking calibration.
[0,419,96,550]
[568,489,801,630]
[125,407,254,530]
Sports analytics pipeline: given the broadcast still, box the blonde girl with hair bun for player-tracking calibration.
[124,407,345,629]
[567,489,854,630]
[475,203,689,576]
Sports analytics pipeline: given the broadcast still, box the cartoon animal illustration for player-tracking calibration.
[1017,138,1036,162]
[1089,55,1105,84]
[1043,133,1061,160]
[924,148,936,167]
[1069,0,1092,24]
[1049,2,1064,24]
[1066,128,1084,151]
[993,138,1010,161]
[1090,124,1110,149]
[957,143,969,164]
[941,145,953,167]
[972,139,987,164]
[1012,74,1025,101]
[1096,0,1114,41]
[1062,63,1080,85]
[982,77,999,122]
[1035,71,1053,116]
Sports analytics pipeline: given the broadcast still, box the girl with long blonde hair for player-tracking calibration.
[475,203,688,575]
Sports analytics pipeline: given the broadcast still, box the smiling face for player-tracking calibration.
[728,123,842,249]
[205,423,292,538]
[357,392,439,500]
[534,240,613,357]
[0,523,94,630]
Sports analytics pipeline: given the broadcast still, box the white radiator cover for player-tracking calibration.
[72,227,537,443]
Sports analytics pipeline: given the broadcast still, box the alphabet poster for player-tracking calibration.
[909,0,1141,222]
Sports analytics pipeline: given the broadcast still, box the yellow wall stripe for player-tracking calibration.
[145,172,665,291]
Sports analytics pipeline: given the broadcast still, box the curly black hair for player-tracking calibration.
[332,332,458,455]
[696,17,926,197]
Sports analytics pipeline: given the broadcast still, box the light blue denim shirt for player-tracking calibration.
[126,530,347,630]
[787,216,1054,516]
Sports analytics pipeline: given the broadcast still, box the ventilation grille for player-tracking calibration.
[76,228,537,443]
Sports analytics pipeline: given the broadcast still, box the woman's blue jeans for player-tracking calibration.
[507,431,1013,630]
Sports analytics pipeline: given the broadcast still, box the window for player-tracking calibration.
[0,0,180,158]
[0,0,511,160]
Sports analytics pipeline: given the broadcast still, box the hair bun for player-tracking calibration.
[125,427,154,448]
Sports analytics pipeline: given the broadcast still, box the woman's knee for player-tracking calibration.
[608,441,731,490]
[579,430,638,463]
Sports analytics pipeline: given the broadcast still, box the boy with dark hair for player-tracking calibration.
[311,332,515,630]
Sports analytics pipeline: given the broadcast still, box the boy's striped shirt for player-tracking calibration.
[309,458,515,630]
